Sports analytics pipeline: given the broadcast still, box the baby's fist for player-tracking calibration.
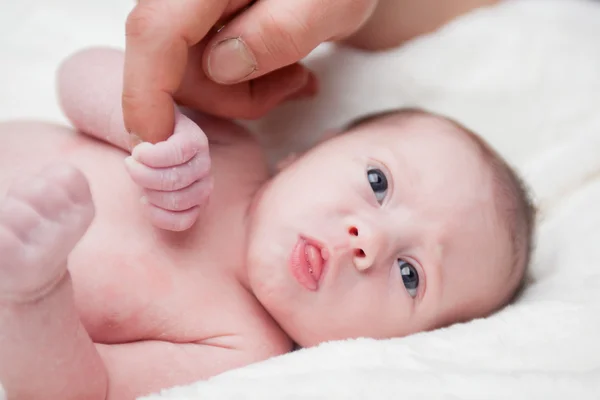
[125,112,212,231]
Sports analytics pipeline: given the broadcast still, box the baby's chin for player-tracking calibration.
[244,233,318,346]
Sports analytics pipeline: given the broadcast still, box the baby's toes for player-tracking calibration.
[142,177,213,212]
[125,151,211,192]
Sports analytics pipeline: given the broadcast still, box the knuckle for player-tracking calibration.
[260,8,306,62]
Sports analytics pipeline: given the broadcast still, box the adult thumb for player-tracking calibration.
[203,0,377,84]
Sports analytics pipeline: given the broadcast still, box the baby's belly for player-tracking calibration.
[0,121,258,345]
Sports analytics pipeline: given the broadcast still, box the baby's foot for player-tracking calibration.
[0,165,94,303]
[126,111,212,231]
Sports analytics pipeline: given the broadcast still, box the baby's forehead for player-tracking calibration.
[346,113,476,162]
[343,110,499,213]
[366,113,474,147]
[360,116,490,195]
[366,116,504,247]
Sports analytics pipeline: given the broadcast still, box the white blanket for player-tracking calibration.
[1,0,600,399]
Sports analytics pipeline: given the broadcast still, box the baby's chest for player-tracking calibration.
[68,231,255,344]
[64,173,258,345]
[64,121,273,344]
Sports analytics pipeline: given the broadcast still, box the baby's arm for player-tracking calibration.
[0,166,280,400]
[57,48,134,151]
[58,48,211,231]
[343,0,499,50]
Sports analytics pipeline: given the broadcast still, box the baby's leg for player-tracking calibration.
[0,166,107,400]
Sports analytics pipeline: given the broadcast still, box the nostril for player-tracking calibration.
[349,226,358,236]
[354,249,365,258]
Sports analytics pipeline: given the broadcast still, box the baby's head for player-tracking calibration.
[247,108,535,347]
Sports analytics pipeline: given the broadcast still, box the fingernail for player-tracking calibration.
[208,38,256,84]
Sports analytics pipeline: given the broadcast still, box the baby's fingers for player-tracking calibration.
[142,178,212,212]
[140,199,201,232]
[125,152,210,191]
[132,112,208,168]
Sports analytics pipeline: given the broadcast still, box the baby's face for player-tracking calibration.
[246,115,513,347]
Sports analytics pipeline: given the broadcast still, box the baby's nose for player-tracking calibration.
[347,223,384,272]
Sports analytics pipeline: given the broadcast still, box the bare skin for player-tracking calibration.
[0,48,516,399]
[121,0,504,232]
[0,127,290,400]
[0,2,508,398]
[0,50,292,400]
[123,0,500,143]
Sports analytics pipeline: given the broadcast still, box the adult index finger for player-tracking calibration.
[123,0,229,143]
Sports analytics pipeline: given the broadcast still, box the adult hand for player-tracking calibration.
[123,0,379,143]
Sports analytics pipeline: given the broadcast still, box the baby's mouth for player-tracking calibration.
[305,241,324,281]
[289,236,329,291]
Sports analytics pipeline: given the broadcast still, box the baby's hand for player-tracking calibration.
[125,112,212,231]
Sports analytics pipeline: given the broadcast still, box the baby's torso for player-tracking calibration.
[0,116,291,352]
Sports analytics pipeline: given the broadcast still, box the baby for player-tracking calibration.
[0,47,534,400]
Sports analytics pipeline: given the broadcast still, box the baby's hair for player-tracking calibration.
[344,108,536,308]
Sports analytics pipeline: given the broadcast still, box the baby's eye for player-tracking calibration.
[398,260,419,298]
[367,168,388,204]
